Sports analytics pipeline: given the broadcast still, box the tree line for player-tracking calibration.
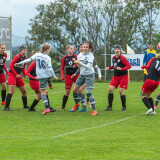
[27,0,160,78]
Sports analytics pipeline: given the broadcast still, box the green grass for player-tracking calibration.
[0,81,160,160]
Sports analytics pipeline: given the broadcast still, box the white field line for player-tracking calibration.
[0,114,140,140]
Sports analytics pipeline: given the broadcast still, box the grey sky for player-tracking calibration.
[1,0,51,37]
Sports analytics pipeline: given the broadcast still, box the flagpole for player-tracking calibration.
[126,44,130,83]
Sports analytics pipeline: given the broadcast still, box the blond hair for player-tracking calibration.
[40,44,51,53]
[0,43,7,56]
[66,45,73,50]
[32,51,38,55]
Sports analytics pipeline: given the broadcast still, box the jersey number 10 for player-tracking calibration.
[37,59,46,69]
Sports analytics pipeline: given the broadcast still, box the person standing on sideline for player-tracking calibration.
[15,44,58,115]
[60,45,79,110]
[141,54,160,115]
[143,44,157,81]
[4,45,29,111]
[26,51,56,112]
[70,42,98,116]
[0,43,8,106]
[105,44,131,111]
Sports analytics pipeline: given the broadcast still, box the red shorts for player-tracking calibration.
[0,73,6,83]
[65,74,79,89]
[142,79,159,93]
[110,75,129,89]
[29,80,40,94]
[7,72,25,87]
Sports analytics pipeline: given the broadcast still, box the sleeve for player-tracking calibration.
[145,57,155,70]
[17,54,37,65]
[155,51,157,58]
[3,55,8,74]
[109,66,113,69]
[48,58,56,79]
[17,58,32,65]
[121,55,131,70]
[61,57,65,80]
[108,56,114,69]
[26,62,36,80]
[95,65,101,78]
[9,55,21,75]
[143,51,147,65]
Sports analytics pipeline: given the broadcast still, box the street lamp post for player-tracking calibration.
[80,0,83,43]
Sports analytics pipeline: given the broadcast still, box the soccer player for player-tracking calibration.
[70,42,101,112]
[60,45,79,110]
[0,43,8,106]
[15,44,58,115]
[26,51,56,112]
[143,44,157,81]
[4,45,29,111]
[105,44,131,111]
[141,54,160,115]
[70,42,98,116]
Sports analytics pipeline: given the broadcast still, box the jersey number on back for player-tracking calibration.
[155,61,160,71]
[37,59,46,69]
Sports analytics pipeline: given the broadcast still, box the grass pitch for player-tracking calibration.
[0,81,160,160]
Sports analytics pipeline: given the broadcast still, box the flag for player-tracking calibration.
[126,44,135,54]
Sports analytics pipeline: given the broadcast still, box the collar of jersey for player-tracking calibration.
[147,49,156,53]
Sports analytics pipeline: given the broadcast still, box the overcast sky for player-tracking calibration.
[1,0,51,37]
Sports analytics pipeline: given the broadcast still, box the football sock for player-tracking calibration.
[42,94,49,108]
[155,95,160,106]
[1,89,6,102]
[62,95,68,108]
[88,94,96,110]
[108,93,113,107]
[81,94,87,109]
[148,97,154,111]
[22,96,27,108]
[78,93,83,103]
[86,96,89,103]
[46,95,50,107]
[30,99,39,109]
[73,93,79,104]
[121,95,126,108]
[5,93,12,108]
[142,97,151,109]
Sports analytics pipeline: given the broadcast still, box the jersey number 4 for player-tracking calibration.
[155,61,160,71]
[37,59,46,69]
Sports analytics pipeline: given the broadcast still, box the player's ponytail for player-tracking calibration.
[40,44,51,53]
[88,41,95,52]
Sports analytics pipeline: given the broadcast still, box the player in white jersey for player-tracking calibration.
[70,42,101,112]
[70,42,98,116]
[15,44,58,115]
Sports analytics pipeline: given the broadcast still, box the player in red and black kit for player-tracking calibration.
[60,45,79,110]
[105,45,131,111]
[4,45,29,111]
[141,54,160,115]
[0,43,8,106]
[26,51,56,112]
